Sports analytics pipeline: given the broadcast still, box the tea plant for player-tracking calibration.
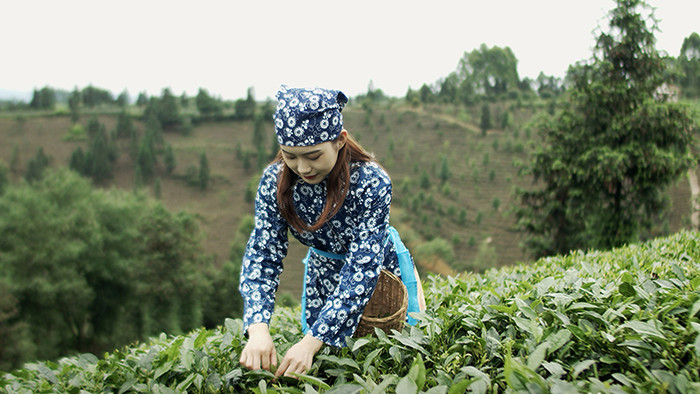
[3,230,699,393]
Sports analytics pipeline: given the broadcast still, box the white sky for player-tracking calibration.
[1,0,698,101]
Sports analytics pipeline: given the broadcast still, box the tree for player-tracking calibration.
[479,103,491,135]
[84,124,117,183]
[457,44,521,99]
[196,88,222,119]
[81,85,113,107]
[29,86,55,110]
[0,169,217,369]
[158,88,181,128]
[234,87,256,120]
[69,146,86,175]
[198,152,210,190]
[136,92,148,106]
[252,112,265,150]
[0,161,8,196]
[137,134,157,180]
[438,155,450,183]
[164,143,177,175]
[116,90,129,108]
[24,147,50,183]
[516,0,698,257]
[68,87,81,124]
[115,111,136,139]
[678,32,700,98]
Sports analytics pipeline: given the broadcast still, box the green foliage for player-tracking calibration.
[83,124,118,183]
[164,143,177,175]
[158,88,182,128]
[4,231,699,392]
[252,112,266,150]
[62,124,87,142]
[419,170,431,189]
[479,103,491,135]
[517,0,698,258]
[438,155,450,183]
[68,88,80,123]
[195,88,223,119]
[413,237,455,265]
[0,161,7,196]
[24,147,50,183]
[29,86,55,110]
[0,169,229,370]
[137,133,157,181]
[234,87,256,120]
[678,32,700,99]
[115,110,135,139]
[81,85,113,107]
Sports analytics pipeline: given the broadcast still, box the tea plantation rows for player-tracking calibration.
[3,230,699,393]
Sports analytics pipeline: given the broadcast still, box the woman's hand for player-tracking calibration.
[275,334,323,378]
[240,323,277,371]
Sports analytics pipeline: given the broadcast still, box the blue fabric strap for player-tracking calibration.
[387,226,420,326]
[300,226,420,334]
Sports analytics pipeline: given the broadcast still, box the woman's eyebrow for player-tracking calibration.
[281,149,322,157]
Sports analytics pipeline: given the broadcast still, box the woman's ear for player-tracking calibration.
[336,130,348,150]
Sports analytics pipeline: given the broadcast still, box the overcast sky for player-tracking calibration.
[1,0,698,101]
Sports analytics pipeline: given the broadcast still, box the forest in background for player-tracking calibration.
[1,0,699,372]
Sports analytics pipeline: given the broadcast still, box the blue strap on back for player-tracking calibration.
[387,226,420,326]
[300,226,420,333]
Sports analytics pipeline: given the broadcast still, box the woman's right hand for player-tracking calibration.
[240,323,277,371]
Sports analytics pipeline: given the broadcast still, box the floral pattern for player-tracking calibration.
[239,161,403,347]
[273,85,348,147]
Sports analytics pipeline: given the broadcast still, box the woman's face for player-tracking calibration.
[280,131,346,184]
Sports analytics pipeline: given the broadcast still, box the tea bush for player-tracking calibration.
[3,231,699,393]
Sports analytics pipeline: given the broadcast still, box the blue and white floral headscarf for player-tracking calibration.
[273,85,348,147]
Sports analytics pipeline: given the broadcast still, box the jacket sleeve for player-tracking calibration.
[308,164,393,347]
[239,164,288,333]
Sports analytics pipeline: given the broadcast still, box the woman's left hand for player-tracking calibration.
[275,334,323,378]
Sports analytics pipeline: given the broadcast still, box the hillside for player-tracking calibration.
[0,102,696,301]
[3,230,699,392]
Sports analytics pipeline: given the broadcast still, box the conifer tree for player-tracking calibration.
[68,87,81,124]
[137,134,157,180]
[25,147,50,182]
[69,147,86,175]
[480,103,491,136]
[164,144,176,175]
[516,0,697,256]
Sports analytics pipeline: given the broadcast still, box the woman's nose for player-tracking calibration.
[297,160,311,174]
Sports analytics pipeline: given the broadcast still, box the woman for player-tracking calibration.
[239,85,424,378]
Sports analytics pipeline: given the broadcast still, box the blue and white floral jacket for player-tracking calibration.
[239,161,404,347]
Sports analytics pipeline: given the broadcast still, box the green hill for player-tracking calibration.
[0,101,694,301]
[3,230,699,392]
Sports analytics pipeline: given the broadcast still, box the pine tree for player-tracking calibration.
[516,0,697,256]
[164,144,176,175]
[438,155,450,183]
[24,147,50,182]
[480,103,491,136]
[137,135,156,180]
[69,147,86,175]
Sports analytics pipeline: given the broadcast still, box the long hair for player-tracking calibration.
[275,133,374,233]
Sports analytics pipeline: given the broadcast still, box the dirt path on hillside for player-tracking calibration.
[689,168,700,229]
[403,107,482,134]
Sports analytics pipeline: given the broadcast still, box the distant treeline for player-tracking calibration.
[406,31,700,106]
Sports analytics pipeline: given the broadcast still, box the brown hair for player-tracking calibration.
[275,133,374,233]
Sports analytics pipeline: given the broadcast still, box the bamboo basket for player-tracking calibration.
[354,269,408,337]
